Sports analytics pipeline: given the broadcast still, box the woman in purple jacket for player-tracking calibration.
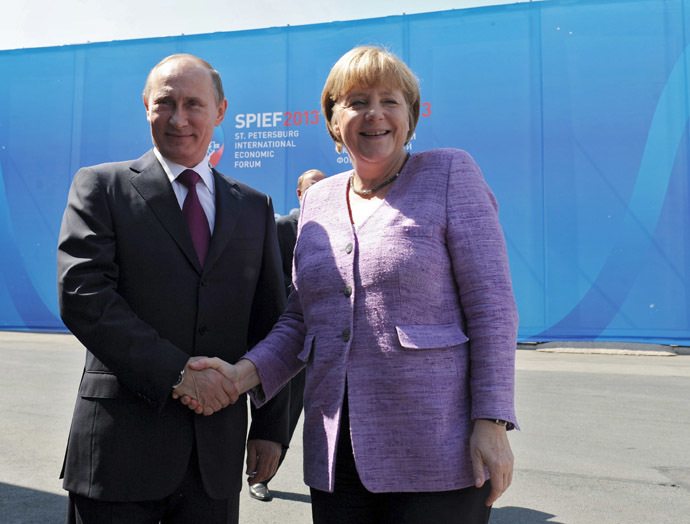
[188,45,519,524]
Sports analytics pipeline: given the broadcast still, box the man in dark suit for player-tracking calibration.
[57,53,289,524]
[249,168,325,502]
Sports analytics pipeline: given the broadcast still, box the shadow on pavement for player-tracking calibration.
[492,506,563,523]
[0,482,67,524]
[267,489,311,503]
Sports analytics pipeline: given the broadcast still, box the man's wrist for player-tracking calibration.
[172,369,185,390]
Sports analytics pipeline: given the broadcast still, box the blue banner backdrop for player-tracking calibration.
[0,0,688,343]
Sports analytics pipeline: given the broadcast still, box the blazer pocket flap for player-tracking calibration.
[297,334,315,362]
[79,372,122,399]
[395,323,469,349]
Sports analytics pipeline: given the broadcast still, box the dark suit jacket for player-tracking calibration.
[57,150,289,501]
[275,210,299,297]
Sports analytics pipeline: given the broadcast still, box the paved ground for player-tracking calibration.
[1,331,689,523]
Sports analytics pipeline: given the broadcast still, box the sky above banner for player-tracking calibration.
[1,0,687,344]
[0,0,545,50]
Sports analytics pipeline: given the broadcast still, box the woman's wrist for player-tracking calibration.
[480,418,509,427]
[236,358,261,393]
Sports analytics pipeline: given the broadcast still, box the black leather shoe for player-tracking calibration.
[249,482,273,501]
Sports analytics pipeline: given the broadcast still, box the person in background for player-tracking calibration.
[277,169,327,298]
[185,45,519,524]
[249,168,326,502]
[57,53,289,524]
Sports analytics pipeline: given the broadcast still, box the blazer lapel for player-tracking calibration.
[204,169,242,272]
[128,151,202,272]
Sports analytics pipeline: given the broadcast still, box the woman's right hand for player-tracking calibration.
[170,356,241,415]
[190,357,261,399]
[189,356,236,379]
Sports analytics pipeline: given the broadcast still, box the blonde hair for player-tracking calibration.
[321,46,421,153]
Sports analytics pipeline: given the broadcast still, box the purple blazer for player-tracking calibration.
[245,149,519,493]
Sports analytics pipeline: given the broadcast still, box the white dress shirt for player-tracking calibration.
[153,148,216,233]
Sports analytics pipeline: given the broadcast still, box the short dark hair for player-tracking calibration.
[143,54,225,105]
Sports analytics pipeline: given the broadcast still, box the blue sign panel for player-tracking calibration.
[0,0,688,344]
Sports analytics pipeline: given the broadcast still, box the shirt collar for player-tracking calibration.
[153,148,215,194]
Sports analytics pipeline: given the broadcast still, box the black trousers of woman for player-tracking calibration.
[310,394,493,524]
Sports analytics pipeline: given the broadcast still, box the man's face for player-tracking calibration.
[298,171,326,202]
[144,59,227,167]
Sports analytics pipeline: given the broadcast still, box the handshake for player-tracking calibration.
[172,357,282,484]
[171,357,246,416]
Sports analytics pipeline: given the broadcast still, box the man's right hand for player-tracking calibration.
[172,357,239,415]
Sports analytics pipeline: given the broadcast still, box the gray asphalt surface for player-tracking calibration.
[1,331,689,523]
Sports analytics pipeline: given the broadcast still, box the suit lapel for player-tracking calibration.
[128,151,202,272]
[204,169,242,272]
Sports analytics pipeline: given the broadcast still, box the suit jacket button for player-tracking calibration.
[343,285,352,297]
[341,328,351,342]
[345,243,353,254]
[198,326,207,335]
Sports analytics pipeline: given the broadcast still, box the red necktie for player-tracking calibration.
[177,169,211,266]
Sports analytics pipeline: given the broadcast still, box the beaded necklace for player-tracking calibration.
[350,153,410,196]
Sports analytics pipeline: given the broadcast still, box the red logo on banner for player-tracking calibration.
[208,126,225,167]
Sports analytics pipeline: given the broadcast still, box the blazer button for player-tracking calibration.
[341,328,351,342]
[343,285,352,297]
[198,326,207,335]
[345,243,353,254]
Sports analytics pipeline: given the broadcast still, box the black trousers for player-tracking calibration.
[266,368,306,485]
[66,445,239,524]
[310,394,492,524]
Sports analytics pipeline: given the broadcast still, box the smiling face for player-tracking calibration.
[332,86,410,169]
[144,57,227,167]
[321,46,421,155]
